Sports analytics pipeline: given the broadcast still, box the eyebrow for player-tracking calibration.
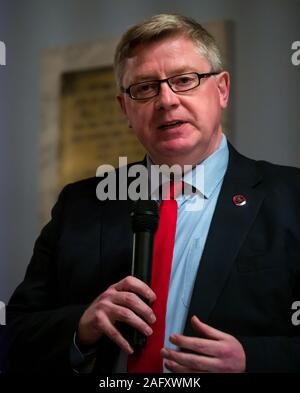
[131,67,198,84]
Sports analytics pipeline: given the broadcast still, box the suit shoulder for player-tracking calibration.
[57,160,145,201]
[256,160,300,191]
[61,176,99,199]
[256,159,300,180]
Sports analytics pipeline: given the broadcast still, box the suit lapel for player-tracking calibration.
[184,144,266,336]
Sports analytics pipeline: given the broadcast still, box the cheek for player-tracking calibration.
[194,94,221,123]
[129,105,153,131]
[130,113,151,143]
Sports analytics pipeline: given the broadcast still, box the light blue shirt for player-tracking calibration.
[162,134,229,372]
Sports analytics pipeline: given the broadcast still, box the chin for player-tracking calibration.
[160,140,197,155]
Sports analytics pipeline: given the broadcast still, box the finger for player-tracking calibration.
[99,314,134,355]
[191,316,225,340]
[112,291,156,325]
[169,334,221,357]
[114,276,156,304]
[161,347,220,372]
[109,303,153,337]
[164,359,207,373]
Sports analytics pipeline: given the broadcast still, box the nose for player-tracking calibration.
[154,81,180,111]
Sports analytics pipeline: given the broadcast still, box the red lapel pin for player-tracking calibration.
[232,194,247,206]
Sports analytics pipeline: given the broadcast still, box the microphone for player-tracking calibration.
[130,199,159,348]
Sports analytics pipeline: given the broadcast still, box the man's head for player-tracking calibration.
[115,14,230,167]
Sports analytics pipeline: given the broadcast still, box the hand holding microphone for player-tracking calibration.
[77,200,158,354]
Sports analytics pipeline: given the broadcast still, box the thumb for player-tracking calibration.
[191,315,223,340]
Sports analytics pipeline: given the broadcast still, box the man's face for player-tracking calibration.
[118,35,230,166]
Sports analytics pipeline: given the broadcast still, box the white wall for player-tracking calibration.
[0,0,299,302]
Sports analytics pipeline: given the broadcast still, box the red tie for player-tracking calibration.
[127,182,178,372]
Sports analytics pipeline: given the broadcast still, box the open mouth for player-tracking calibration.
[158,120,187,130]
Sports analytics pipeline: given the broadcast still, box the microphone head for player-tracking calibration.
[131,200,159,233]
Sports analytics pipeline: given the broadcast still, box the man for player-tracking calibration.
[1,14,300,374]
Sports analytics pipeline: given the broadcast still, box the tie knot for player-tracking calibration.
[161,180,183,200]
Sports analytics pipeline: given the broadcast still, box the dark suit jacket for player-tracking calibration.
[1,143,300,374]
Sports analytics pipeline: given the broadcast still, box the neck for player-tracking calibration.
[149,131,223,171]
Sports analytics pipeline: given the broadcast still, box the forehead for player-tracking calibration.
[122,36,210,85]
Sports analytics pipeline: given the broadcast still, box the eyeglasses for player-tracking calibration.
[122,71,220,100]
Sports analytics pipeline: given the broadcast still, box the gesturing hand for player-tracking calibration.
[77,276,156,354]
[161,316,246,373]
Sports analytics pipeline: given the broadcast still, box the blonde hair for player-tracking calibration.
[114,13,223,89]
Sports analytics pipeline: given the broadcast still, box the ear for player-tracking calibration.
[216,71,230,109]
[117,94,126,115]
[117,94,132,128]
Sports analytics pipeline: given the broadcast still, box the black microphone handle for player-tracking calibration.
[132,231,154,285]
[131,231,155,348]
